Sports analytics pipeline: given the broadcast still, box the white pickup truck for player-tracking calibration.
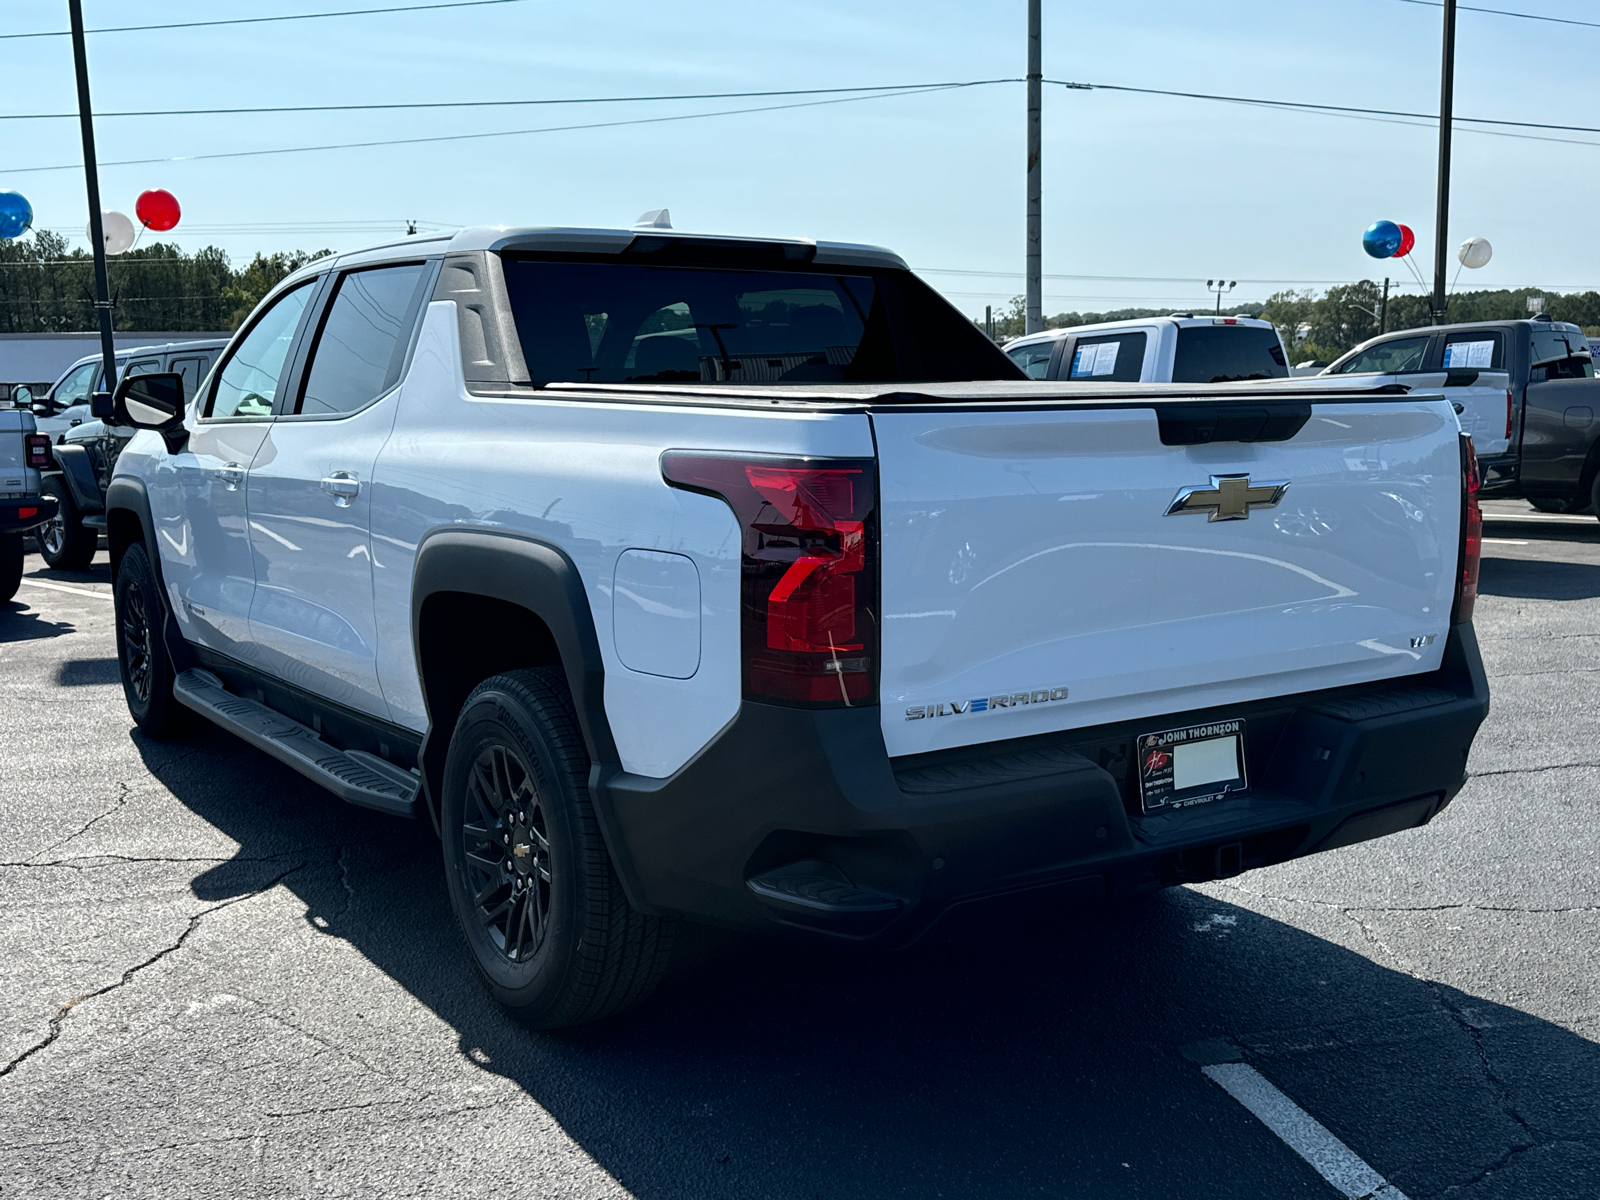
[1004,314,1291,383]
[102,223,1489,1026]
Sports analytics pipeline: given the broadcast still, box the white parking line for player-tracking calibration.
[1481,511,1594,524]
[17,578,113,601]
[1482,538,1529,545]
[1202,1063,1409,1200]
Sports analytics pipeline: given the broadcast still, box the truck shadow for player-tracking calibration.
[134,731,1600,1200]
[0,602,75,642]
[1478,555,1600,601]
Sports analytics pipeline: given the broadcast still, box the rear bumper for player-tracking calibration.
[0,496,58,535]
[592,624,1490,944]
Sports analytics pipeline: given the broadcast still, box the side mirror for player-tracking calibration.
[112,372,188,453]
[90,390,114,420]
[32,402,50,417]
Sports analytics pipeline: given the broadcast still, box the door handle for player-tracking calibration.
[215,462,245,490]
[320,471,361,507]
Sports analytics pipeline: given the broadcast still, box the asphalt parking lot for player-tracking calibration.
[1,500,1596,1199]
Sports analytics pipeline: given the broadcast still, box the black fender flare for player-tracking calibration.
[103,476,197,673]
[49,443,105,514]
[410,528,630,836]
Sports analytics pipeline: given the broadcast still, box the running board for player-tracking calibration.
[173,669,419,818]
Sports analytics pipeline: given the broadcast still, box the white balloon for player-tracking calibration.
[89,210,136,255]
[1458,236,1493,269]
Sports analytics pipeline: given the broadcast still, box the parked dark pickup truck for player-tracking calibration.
[1326,316,1599,511]
[0,409,59,603]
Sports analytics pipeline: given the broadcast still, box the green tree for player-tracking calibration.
[222,250,331,329]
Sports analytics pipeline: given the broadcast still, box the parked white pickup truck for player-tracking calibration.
[1004,314,1291,383]
[102,223,1489,1026]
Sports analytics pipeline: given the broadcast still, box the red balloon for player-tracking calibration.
[135,188,181,232]
[1394,223,1415,259]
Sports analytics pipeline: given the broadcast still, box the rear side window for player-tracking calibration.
[501,258,1021,386]
[1530,329,1594,382]
[1173,325,1288,382]
[126,358,161,377]
[1067,332,1146,381]
[169,356,210,401]
[1007,342,1055,379]
[297,263,429,415]
[1334,335,1432,376]
[1442,331,1503,370]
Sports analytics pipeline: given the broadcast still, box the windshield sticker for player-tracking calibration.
[1072,341,1120,378]
[1444,339,1494,369]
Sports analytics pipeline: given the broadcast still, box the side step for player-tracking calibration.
[173,669,419,818]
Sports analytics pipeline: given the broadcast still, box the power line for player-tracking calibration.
[0,0,530,41]
[1390,0,1600,32]
[1050,80,1600,137]
[0,81,1022,122]
[0,83,990,175]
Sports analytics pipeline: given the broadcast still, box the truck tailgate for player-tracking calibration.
[872,399,1462,757]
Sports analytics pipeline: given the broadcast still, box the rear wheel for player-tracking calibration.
[113,543,192,737]
[440,668,675,1028]
[0,534,21,604]
[37,476,95,571]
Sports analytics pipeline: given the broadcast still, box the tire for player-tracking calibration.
[113,542,193,737]
[37,476,96,571]
[0,534,21,604]
[440,668,675,1028]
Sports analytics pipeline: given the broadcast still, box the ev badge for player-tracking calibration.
[1166,474,1290,522]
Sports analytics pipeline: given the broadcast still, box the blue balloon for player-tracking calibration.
[0,190,32,240]
[1363,220,1402,259]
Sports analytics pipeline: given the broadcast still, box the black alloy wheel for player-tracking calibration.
[120,573,153,706]
[462,743,553,964]
[440,668,675,1027]
[113,542,193,737]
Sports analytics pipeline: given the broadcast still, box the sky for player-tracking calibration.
[2,0,1598,320]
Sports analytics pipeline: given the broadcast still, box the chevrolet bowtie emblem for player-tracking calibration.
[1166,474,1290,521]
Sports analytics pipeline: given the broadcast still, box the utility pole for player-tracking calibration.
[1025,0,1042,335]
[1379,277,1390,334]
[1432,0,1457,325]
[68,0,116,400]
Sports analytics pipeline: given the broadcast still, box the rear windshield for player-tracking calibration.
[1172,325,1289,383]
[501,258,1022,386]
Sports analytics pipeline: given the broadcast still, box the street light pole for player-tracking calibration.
[67,0,117,401]
[1025,0,1042,335]
[1432,0,1457,325]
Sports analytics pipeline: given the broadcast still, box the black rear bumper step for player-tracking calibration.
[173,669,419,817]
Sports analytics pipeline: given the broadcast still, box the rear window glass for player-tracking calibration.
[1442,332,1503,370]
[1068,332,1146,382]
[501,259,1021,386]
[1173,325,1288,383]
[1531,329,1594,381]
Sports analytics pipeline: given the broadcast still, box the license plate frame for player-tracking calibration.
[1137,719,1248,813]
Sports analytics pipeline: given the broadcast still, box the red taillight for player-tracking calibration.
[17,507,36,520]
[1454,434,1481,624]
[662,451,878,706]
[1505,388,1514,441]
[24,433,50,469]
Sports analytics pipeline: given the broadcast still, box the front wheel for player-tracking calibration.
[37,476,96,571]
[113,543,193,737]
[440,668,675,1028]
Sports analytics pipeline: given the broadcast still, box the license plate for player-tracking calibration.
[1137,719,1248,813]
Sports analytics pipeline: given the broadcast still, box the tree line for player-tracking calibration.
[0,231,329,334]
[1259,283,1600,364]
